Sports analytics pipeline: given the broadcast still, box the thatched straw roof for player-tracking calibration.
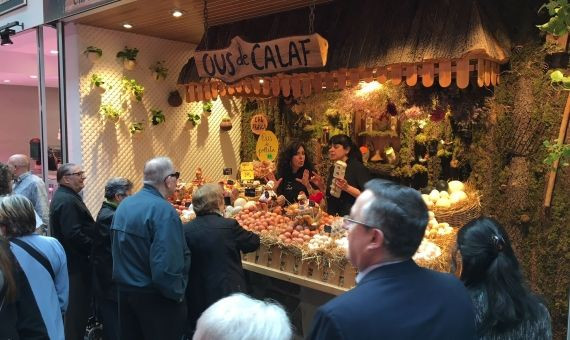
[178,0,511,84]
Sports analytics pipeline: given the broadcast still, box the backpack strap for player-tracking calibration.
[10,238,55,281]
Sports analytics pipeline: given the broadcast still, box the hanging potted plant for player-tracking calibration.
[187,112,201,127]
[116,46,139,70]
[202,100,213,115]
[168,90,183,107]
[129,122,144,135]
[122,77,144,101]
[149,60,168,80]
[100,104,122,122]
[84,46,102,62]
[220,116,232,131]
[150,109,165,126]
[90,74,109,93]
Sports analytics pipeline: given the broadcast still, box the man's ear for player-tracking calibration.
[366,228,384,251]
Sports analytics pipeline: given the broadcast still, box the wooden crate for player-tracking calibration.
[242,244,357,295]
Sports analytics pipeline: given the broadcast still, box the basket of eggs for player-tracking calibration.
[421,180,481,229]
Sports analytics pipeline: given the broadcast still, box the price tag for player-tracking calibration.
[240,162,254,180]
[250,114,268,135]
[223,167,232,175]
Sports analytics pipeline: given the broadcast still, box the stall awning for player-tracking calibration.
[178,0,511,102]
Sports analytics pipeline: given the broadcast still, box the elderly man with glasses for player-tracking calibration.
[111,157,191,340]
[308,179,476,340]
[49,162,95,340]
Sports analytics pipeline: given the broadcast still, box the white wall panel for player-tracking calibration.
[75,25,242,214]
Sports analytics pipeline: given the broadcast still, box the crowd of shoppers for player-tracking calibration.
[0,154,553,340]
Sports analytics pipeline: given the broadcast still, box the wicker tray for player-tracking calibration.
[432,191,481,228]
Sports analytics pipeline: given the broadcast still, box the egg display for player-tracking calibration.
[413,239,442,262]
[422,181,468,209]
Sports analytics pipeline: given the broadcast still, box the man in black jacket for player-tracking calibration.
[183,183,260,335]
[49,163,95,340]
[92,177,132,340]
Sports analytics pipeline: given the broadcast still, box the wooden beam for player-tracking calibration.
[544,92,570,208]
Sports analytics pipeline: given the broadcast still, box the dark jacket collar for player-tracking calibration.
[58,184,82,199]
[358,259,419,286]
[102,200,118,210]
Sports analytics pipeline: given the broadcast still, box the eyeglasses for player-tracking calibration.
[65,171,85,177]
[164,172,180,181]
[342,215,390,244]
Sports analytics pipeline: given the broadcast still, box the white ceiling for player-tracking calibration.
[0,26,59,87]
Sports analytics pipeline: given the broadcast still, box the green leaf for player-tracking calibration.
[551,70,565,82]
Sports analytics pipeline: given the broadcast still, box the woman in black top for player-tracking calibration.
[312,134,371,216]
[269,141,318,204]
[454,217,552,339]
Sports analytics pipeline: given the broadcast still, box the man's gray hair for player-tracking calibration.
[193,293,292,340]
[104,177,133,200]
[192,183,223,216]
[57,163,77,182]
[143,157,174,186]
[0,194,36,237]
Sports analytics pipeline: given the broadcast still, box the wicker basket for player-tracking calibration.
[432,191,481,228]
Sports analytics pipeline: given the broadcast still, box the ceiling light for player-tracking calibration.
[50,50,58,54]
[122,23,133,29]
[171,9,184,17]
[0,29,14,46]
[3,80,10,83]
[30,75,37,79]
[259,79,264,84]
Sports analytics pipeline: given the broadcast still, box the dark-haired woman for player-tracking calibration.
[0,237,49,339]
[311,134,371,216]
[454,217,552,339]
[268,141,318,204]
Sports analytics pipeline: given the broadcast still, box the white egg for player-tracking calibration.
[439,191,449,198]
[435,197,451,208]
[448,180,465,193]
[429,190,440,202]
[450,191,467,203]
[234,197,247,207]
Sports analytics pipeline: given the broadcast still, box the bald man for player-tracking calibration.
[8,154,49,226]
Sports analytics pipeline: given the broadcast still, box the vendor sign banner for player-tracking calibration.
[194,34,329,83]
[256,131,279,162]
[65,0,118,16]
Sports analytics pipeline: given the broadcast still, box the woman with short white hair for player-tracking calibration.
[193,293,292,340]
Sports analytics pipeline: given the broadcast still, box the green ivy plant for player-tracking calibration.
[116,46,139,61]
[100,104,122,121]
[122,77,144,101]
[84,46,102,57]
[187,112,201,126]
[129,122,144,135]
[149,60,168,80]
[202,100,213,114]
[150,109,165,126]
[90,74,106,88]
[537,0,570,36]
[544,139,570,166]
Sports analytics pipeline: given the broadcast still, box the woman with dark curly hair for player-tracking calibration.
[454,217,552,339]
[267,141,319,204]
[0,163,12,196]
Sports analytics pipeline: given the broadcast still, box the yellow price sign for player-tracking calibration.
[240,162,255,180]
[255,130,279,162]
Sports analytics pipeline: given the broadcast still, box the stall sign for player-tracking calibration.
[256,131,279,162]
[240,162,254,180]
[194,33,329,83]
[64,0,118,16]
[250,114,268,135]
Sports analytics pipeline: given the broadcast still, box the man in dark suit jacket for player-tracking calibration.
[308,179,476,340]
[183,183,260,335]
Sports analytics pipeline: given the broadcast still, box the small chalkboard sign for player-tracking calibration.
[324,225,332,233]
[223,168,232,175]
[245,188,256,197]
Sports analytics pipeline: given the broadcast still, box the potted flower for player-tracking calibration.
[187,112,201,127]
[149,60,168,80]
[150,109,165,126]
[122,77,144,101]
[90,74,108,93]
[84,46,102,62]
[129,122,144,135]
[100,104,122,122]
[116,46,139,70]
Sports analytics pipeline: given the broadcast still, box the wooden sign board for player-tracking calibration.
[240,162,254,180]
[255,131,279,162]
[194,34,329,83]
[250,114,268,135]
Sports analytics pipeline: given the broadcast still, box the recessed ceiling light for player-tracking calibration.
[259,79,264,84]
[3,80,10,83]
[171,9,184,17]
[50,50,58,54]
[30,75,38,79]
[123,23,133,29]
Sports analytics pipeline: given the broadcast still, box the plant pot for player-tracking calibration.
[440,155,452,180]
[427,140,439,156]
[86,52,101,62]
[168,91,183,107]
[545,52,569,69]
[414,143,427,160]
[123,59,136,70]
